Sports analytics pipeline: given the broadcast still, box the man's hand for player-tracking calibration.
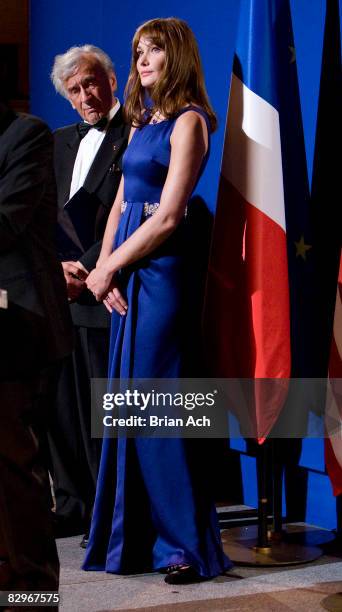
[62,261,88,302]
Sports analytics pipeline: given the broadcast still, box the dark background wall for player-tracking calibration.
[0,0,29,111]
[30,0,340,529]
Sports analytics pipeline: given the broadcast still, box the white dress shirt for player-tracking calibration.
[69,99,120,199]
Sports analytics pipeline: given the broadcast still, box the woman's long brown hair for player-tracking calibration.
[124,17,217,132]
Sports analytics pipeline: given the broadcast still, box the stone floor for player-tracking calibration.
[57,528,342,612]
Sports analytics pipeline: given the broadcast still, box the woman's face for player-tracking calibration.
[136,37,166,92]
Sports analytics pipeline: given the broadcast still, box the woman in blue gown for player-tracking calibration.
[84,17,231,583]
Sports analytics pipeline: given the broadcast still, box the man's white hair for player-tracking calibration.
[51,44,115,97]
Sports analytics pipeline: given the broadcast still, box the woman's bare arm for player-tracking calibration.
[96,176,124,266]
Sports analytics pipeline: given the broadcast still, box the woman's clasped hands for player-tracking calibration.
[86,262,128,316]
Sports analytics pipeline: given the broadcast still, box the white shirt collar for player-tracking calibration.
[108,98,120,121]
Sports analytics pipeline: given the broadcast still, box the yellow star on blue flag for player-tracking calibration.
[295,235,312,260]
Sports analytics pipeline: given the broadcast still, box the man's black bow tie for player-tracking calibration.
[78,116,108,138]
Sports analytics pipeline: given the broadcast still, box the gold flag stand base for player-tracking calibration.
[221,440,336,567]
[321,593,342,612]
[221,523,328,567]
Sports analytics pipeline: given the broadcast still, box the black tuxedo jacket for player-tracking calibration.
[0,111,73,379]
[54,107,129,328]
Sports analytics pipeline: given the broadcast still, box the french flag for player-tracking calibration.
[204,0,310,440]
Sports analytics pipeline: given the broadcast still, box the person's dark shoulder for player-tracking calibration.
[54,123,78,140]
[109,107,130,136]
[15,112,52,136]
[53,124,79,159]
[3,112,53,149]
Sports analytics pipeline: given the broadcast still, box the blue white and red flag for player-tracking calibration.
[204,0,311,441]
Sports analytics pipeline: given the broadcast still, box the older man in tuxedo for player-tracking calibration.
[49,45,129,546]
[0,100,72,594]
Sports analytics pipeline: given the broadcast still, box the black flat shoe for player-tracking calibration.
[80,533,89,549]
[164,565,204,585]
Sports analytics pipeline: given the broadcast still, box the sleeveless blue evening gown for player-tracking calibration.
[83,107,231,578]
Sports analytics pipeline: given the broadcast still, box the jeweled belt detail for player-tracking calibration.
[143,202,160,216]
[121,201,187,217]
[121,201,160,216]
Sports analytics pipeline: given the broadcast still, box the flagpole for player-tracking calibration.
[272,440,284,537]
[255,441,269,550]
[221,441,325,565]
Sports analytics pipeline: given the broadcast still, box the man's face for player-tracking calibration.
[64,56,116,124]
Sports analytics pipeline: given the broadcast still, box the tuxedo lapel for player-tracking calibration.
[83,110,127,193]
[57,128,80,208]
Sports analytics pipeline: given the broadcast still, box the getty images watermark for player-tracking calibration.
[90,378,342,439]
[102,387,216,428]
